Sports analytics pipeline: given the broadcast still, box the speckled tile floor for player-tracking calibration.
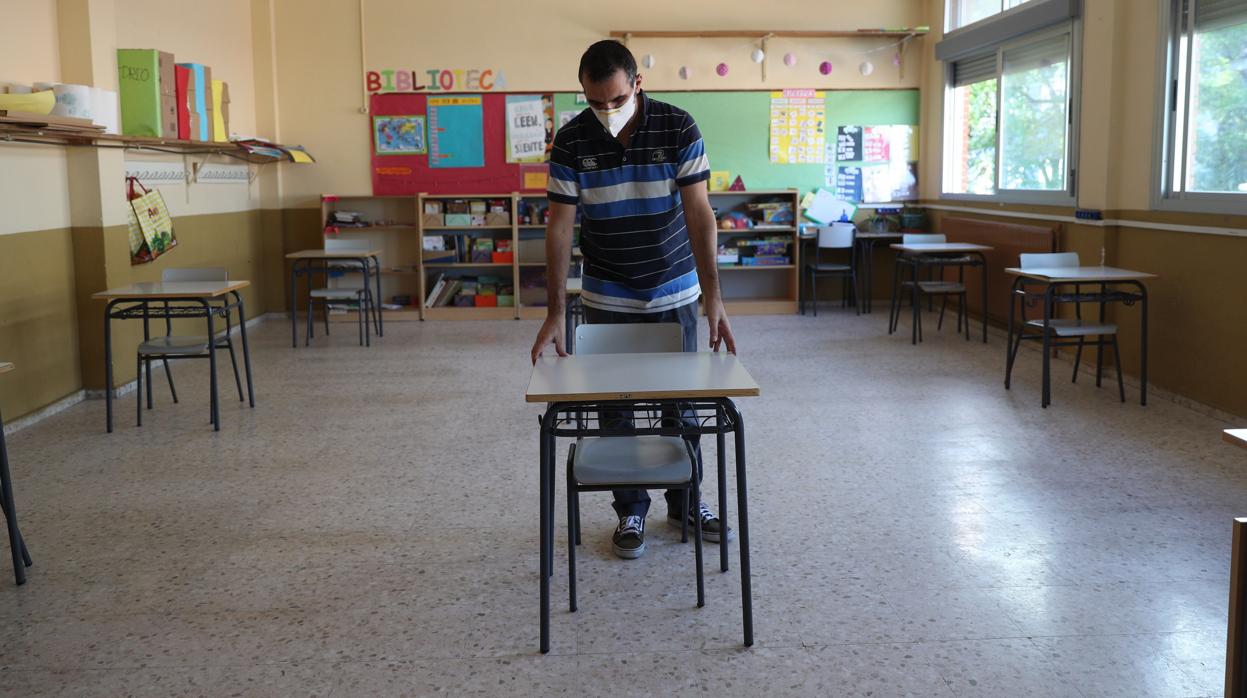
[0,310,1241,696]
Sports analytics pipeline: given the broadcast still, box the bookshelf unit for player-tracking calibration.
[418,193,520,320]
[320,194,423,323]
[709,189,801,315]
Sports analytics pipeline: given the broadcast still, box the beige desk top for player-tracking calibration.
[566,278,582,295]
[92,280,251,300]
[526,351,760,403]
[1004,266,1158,283]
[890,243,994,253]
[286,249,383,259]
[1225,429,1247,451]
[0,362,12,375]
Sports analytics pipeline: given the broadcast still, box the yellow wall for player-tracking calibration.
[917,0,1247,417]
[270,0,931,205]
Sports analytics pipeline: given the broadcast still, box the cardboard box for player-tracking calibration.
[517,239,545,264]
[470,215,486,227]
[484,211,510,226]
[210,79,229,142]
[445,213,471,227]
[174,65,191,139]
[161,92,178,138]
[423,200,444,214]
[176,63,212,141]
[491,251,514,264]
[468,200,487,215]
[445,199,469,214]
[422,212,445,227]
[117,49,175,136]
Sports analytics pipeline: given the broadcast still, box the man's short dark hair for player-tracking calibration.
[579,40,637,85]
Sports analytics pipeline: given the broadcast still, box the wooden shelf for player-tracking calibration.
[718,227,796,233]
[0,126,309,164]
[420,193,515,199]
[424,262,514,269]
[708,189,800,195]
[424,306,517,321]
[423,225,513,231]
[719,265,795,271]
[328,306,421,323]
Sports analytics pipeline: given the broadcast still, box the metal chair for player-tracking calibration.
[135,267,244,426]
[889,233,972,343]
[306,239,372,347]
[802,223,858,317]
[565,323,705,612]
[1005,252,1125,401]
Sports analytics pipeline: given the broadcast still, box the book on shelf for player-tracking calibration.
[424,273,446,308]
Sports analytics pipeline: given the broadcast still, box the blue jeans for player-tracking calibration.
[582,301,702,520]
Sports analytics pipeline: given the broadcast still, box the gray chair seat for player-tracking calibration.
[309,288,364,299]
[806,262,851,272]
[572,436,694,486]
[914,281,966,294]
[138,336,210,356]
[1024,318,1117,337]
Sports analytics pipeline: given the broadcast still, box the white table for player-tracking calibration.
[286,249,384,347]
[93,280,255,432]
[888,242,994,344]
[1004,266,1155,408]
[0,361,32,585]
[1226,429,1247,451]
[525,351,760,653]
[1226,428,1247,694]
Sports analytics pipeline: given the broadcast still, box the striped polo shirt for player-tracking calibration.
[547,92,711,314]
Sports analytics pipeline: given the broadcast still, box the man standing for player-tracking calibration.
[529,40,737,559]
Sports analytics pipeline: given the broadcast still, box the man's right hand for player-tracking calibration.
[530,314,568,364]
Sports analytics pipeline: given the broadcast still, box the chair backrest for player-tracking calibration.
[903,233,945,245]
[324,238,371,252]
[1019,251,1079,269]
[161,267,227,283]
[815,223,855,249]
[574,323,684,355]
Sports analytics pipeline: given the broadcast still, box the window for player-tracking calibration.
[946,0,1039,32]
[942,27,1075,201]
[1158,0,1247,211]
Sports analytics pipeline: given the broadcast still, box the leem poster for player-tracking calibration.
[506,94,549,163]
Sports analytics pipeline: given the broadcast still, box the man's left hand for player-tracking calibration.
[705,297,736,353]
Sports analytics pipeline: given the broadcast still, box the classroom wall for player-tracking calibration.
[917,0,1247,418]
[269,0,931,205]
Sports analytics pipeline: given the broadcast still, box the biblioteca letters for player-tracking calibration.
[365,68,507,93]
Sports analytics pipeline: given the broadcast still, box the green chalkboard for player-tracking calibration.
[552,90,920,197]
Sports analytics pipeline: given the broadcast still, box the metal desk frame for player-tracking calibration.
[0,365,33,585]
[888,250,989,345]
[536,398,753,654]
[103,290,255,433]
[288,254,383,348]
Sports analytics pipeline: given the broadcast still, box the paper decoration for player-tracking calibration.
[861,165,891,203]
[784,53,797,67]
[642,54,656,69]
[728,175,746,191]
[768,89,826,164]
[716,62,729,76]
[679,66,692,80]
[751,49,765,63]
[864,126,891,162]
[505,94,548,163]
[836,126,862,161]
[860,61,875,76]
[819,61,833,75]
[709,171,732,191]
[804,188,857,224]
[834,166,862,202]
[373,114,426,155]
[428,95,484,168]
[520,163,549,191]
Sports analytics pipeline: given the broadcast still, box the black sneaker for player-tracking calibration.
[667,501,734,543]
[612,515,646,559]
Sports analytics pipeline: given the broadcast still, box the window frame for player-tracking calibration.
[945,0,1043,34]
[940,21,1081,205]
[1151,0,1247,215]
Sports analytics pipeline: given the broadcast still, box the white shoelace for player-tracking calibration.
[618,515,644,535]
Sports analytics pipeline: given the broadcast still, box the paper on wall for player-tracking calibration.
[506,95,546,163]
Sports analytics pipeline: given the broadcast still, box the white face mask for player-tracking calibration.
[592,89,637,137]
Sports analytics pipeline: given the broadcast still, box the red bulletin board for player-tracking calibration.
[370,92,549,196]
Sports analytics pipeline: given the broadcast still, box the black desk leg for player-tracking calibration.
[234,292,256,407]
[0,410,31,585]
[1005,278,1019,388]
[979,254,988,343]
[290,261,299,348]
[373,255,384,337]
[728,402,754,647]
[539,410,551,654]
[104,301,116,433]
[1041,285,1054,408]
[1139,283,1149,406]
[206,304,220,431]
[717,407,728,573]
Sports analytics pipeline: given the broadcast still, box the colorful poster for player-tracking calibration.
[861,165,893,204]
[836,126,862,161]
[768,89,826,164]
[506,95,548,163]
[558,110,578,129]
[428,95,484,168]
[372,115,426,155]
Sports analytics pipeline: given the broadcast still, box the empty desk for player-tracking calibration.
[286,248,384,348]
[889,242,993,344]
[0,362,33,585]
